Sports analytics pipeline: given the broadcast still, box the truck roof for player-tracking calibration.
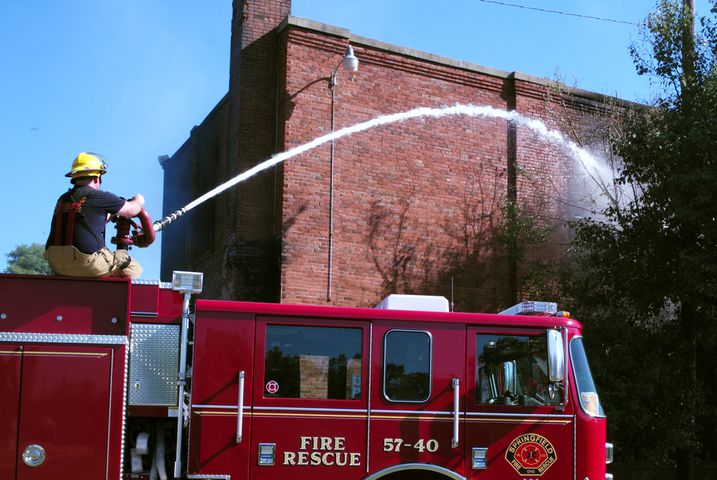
[196,298,581,330]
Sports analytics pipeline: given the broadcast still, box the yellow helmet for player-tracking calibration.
[65,152,108,179]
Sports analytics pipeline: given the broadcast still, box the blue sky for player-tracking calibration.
[1,0,713,280]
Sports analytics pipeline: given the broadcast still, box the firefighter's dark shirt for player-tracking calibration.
[46,186,126,254]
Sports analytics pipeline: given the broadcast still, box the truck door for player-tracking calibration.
[250,317,369,480]
[465,327,573,479]
[15,345,115,480]
[0,345,21,479]
[188,306,256,478]
[369,321,466,477]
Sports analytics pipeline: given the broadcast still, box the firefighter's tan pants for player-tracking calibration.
[45,246,143,279]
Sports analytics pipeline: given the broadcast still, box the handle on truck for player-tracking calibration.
[452,378,460,448]
[237,371,245,444]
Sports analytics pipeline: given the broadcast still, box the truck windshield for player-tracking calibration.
[570,337,605,417]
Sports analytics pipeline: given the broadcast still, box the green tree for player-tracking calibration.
[5,243,52,275]
[567,0,716,476]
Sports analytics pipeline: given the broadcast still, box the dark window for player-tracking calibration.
[264,325,362,400]
[476,334,561,406]
[384,330,431,402]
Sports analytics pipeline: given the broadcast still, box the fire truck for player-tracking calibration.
[0,269,613,480]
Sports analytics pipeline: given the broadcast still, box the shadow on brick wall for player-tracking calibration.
[365,159,559,313]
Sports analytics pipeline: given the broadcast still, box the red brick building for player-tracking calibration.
[161,0,618,311]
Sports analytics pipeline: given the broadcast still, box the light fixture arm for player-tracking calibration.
[326,43,358,302]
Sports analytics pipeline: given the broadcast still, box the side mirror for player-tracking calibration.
[547,329,565,382]
[501,360,518,394]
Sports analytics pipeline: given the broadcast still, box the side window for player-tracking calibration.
[384,330,431,402]
[264,325,362,400]
[476,334,560,406]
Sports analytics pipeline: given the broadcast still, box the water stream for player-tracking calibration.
[155,103,606,231]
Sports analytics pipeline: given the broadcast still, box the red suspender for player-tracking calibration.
[50,197,86,246]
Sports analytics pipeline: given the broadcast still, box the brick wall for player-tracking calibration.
[299,355,329,398]
[277,25,613,311]
[162,8,620,310]
[346,358,362,400]
[223,0,291,301]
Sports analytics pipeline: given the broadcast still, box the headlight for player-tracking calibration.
[580,391,601,416]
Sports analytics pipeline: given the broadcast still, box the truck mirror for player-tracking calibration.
[547,329,565,383]
[501,360,518,395]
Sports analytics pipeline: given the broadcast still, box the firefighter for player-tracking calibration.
[44,152,145,278]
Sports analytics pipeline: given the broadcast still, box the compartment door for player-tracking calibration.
[188,309,255,478]
[0,345,22,479]
[16,345,113,480]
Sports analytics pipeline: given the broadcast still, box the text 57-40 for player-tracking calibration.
[383,438,439,453]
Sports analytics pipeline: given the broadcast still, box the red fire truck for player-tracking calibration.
[0,271,613,480]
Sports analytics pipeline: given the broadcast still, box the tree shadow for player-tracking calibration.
[366,158,559,312]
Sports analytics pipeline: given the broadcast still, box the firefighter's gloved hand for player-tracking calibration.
[130,193,145,207]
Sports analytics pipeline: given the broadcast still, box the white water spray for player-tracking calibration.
[154,103,606,231]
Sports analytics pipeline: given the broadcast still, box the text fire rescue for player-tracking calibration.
[283,436,361,467]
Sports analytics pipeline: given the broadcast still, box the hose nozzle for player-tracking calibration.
[153,207,187,232]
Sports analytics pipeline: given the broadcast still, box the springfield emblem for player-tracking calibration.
[505,433,557,476]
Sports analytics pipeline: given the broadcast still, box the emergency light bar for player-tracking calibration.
[171,271,204,294]
[499,301,558,316]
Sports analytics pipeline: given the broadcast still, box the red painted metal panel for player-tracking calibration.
[249,316,369,480]
[0,275,129,336]
[129,283,183,323]
[188,307,256,477]
[250,413,368,480]
[464,327,575,479]
[157,288,183,317]
[0,344,22,479]
[188,409,251,475]
[464,416,574,479]
[191,309,255,405]
[369,321,466,477]
[130,283,160,314]
[16,345,113,480]
[107,344,127,480]
[576,412,607,479]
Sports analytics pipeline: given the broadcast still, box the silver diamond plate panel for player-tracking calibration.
[0,332,127,345]
[187,475,231,480]
[131,279,173,289]
[129,323,179,406]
